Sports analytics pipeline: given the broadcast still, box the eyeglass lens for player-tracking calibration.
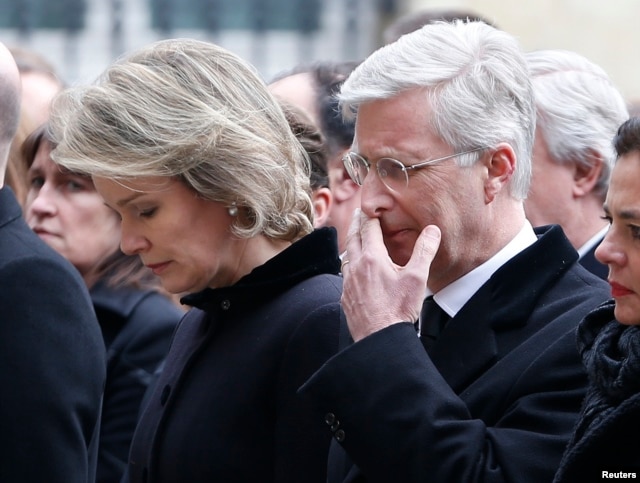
[376,158,407,190]
[344,153,364,185]
[344,153,409,191]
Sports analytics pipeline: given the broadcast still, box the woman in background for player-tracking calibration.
[47,38,343,482]
[553,117,640,482]
[22,124,182,483]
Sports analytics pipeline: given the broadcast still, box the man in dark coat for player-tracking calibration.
[299,21,610,483]
[0,42,106,482]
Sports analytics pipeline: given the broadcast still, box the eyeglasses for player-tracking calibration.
[342,146,488,192]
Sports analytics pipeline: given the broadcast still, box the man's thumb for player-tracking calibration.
[412,225,441,266]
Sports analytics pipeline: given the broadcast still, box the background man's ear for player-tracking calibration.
[312,187,333,228]
[330,166,360,203]
[572,150,603,198]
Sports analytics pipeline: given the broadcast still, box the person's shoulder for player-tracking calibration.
[556,258,610,298]
[281,275,344,338]
[0,235,101,358]
[0,235,89,298]
[530,224,609,296]
[0,218,86,294]
[131,290,185,326]
[102,288,181,360]
[0,213,68,265]
[97,285,183,331]
[532,264,609,332]
[289,272,343,305]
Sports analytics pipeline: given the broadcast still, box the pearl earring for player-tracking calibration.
[228,202,238,217]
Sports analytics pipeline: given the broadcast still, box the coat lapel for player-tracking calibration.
[431,225,578,392]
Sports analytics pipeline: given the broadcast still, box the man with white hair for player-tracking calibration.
[300,21,609,483]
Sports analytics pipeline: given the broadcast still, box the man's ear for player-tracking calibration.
[483,143,516,203]
[329,165,360,203]
[572,150,603,198]
[312,187,333,228]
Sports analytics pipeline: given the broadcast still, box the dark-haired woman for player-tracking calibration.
[554,117,640,482]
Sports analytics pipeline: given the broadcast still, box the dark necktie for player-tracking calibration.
[419,296,450,351]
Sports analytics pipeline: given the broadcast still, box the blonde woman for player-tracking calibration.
[48,38,343,483]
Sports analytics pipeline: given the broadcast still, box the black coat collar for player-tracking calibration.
[431,224,579,390]
[182,227,340,312]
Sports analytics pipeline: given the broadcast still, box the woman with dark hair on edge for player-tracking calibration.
[554,117,640,482]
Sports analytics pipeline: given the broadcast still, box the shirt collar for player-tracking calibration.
[431,220,538,317]
[577,225,608,258]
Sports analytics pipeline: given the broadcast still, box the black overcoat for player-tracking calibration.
[0,187,106,482]
[127,227,343,483]
[91,281,182,483]
[300,225,610,483]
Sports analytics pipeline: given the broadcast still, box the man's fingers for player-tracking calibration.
[358,211,385,251]
[344,209,387,263]
[343,208,363,261]
[407,225,441,271]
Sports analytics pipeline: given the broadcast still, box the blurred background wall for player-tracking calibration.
[401,0,640,105]
[1,0,638,104]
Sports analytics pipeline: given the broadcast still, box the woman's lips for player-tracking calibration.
[146,261,171,275]
[33,228,59,239]
[610,281,634,298]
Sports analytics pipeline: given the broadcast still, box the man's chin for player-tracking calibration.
[385,244,412,266]
[384,235,415,267]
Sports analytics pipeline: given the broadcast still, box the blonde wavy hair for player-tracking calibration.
[49,38,313,241]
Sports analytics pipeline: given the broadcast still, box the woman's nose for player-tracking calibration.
[119,224,150,256]
[595,230,625,268]
[27,186,57,219]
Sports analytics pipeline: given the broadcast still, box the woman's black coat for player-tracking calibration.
[91,281,182,483]
[127,227,343,483]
